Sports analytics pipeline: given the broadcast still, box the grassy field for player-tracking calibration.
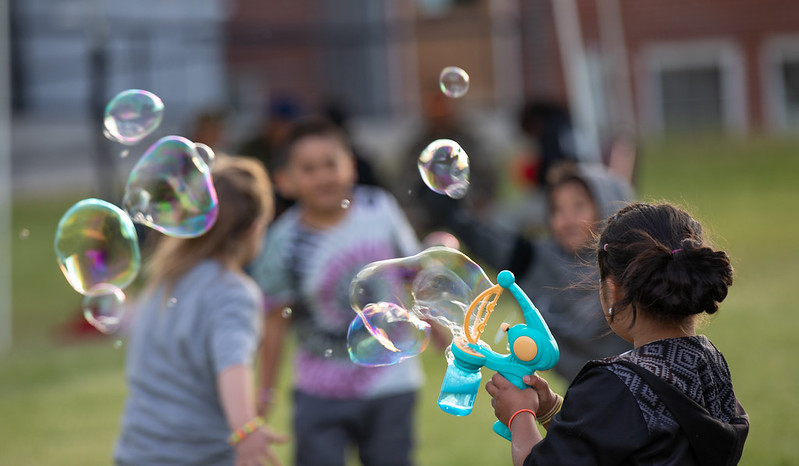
[1,135,797,464]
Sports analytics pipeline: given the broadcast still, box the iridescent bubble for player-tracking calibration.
[82,283,126,334]
[104,89,164,145]
[123,136,218,238]
[341,199,351,209]
[439,66,470,98]
[54,198,141,294]
[418,139,470,199]
[347,302,431,367]
[194,142,216,168]
[350,246,492,333]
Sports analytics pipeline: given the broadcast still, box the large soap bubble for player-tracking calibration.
[418,139,470,199]
[347,302,431,367]
[54,198,141,294]
[123,135,218,238]
[347,247,492,366]
[104,89,164,145]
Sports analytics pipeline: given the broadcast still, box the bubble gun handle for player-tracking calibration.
[449,270,559,441]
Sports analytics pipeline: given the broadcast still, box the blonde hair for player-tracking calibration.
[147,156,274,290]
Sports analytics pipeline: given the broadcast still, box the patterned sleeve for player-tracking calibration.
[525,367,649,465]
[251,221,295,311]
[383,190,421,256]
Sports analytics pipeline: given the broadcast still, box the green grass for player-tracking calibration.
[1,135,798,464]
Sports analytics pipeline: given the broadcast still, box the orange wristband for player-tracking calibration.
[508,408,536,430]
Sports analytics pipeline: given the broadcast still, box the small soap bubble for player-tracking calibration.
[439,66,470,98]
[168,297,178,308]
[114,339,124,349]
[104,89,164,146]
[341,199,351,209]
[281,307,293,318]
[123,136,218,238]
[324,348,333,358]
[19,228,30,240]
[54,198,142,294]
[418,139,470,199]
[119,149,130,159]
[193,142,216,168]
[82,283,126,334]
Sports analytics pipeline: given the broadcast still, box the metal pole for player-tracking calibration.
[551,0,602,161]
[0,0,13,354]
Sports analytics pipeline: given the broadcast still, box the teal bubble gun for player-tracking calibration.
[437,270,559,441]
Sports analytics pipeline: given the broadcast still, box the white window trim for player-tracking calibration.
[760,34,799,131]
[636,38,748,134]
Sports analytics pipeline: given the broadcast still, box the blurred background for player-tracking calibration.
[2,0,799,464]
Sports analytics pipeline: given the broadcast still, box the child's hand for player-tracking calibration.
[485,373,540,426]
[522,373,558,417]
[235,426,289,466]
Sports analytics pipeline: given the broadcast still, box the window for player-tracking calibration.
[638,39,747,134]
[761,35,799,131]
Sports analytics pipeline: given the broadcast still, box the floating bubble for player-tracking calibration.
[418,139,470,199]
[54,198,141,294]
[19,228,30,240]
[194,142,216,168]
[123,136,218,238]
[324,349,333,358]
[350,246,492,334]
[82,283,126,334]
[168,297,178,307]
[341,199,351,209]
[120,149,130,159]
[439,66,470,98]
[347,302,431,367]
[104,89,164,145]
[114,339,124,349]
[281,307,293,318]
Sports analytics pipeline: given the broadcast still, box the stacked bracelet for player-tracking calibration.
[537,394,563,426]
[508,409,536,430]
[227,416,265,446]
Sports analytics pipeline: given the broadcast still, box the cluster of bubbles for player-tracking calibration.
[54,89,220,335]
[416,67,472,200]
[346,246,493,367]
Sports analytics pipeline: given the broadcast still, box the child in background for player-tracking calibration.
[427,163,634,381]
[251,118,423,466]
[115,157,286,466]
[486,202,749,465]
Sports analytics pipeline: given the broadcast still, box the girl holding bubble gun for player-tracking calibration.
[485,203,749,465]
[115,157,287,466]
[424,163,635,382]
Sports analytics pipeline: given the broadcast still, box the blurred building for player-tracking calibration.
[225,0,799,137]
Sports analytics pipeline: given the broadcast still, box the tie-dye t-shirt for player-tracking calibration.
[252,186,424,399]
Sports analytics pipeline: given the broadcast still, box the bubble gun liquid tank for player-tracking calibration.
[437,338,486,416]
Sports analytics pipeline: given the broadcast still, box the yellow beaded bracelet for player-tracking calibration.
[227,416,265,446]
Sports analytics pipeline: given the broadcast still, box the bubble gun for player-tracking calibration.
[437,270,559,441]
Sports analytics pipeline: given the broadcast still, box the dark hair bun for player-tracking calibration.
[623,242,733,319]
[598,203,734,322]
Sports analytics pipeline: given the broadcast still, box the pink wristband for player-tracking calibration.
[508,408,536,430]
